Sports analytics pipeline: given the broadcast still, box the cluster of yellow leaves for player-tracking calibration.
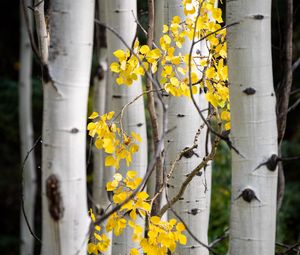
[105,171,187,255]
[88,1,230,254]
[87,209,111,254]
[137,216,187,255]
[109,0,230,130]
[87,111,142,169]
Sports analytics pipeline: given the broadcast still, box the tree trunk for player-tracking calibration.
[92,1,112,254]
[227,0,278,254]
[39,0,95,254]
[19,1,37,254]
[164,1,211,254]
[105,0,148,254]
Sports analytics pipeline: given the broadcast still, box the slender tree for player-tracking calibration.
[34,0,95,254]
[92,1,113,254]
[105,0,148,253]
[227,0,278,254]
[164,0,211,254]
[19,1,36,254]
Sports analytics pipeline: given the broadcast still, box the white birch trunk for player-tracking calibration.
[40,1,94,254]
[19,1,37,254]
[105,1,148,254]
[92,1,112,254]
[164,1,211,254]
[227,0,278,254]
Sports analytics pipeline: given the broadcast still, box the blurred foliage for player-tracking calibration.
[209,142,231,253]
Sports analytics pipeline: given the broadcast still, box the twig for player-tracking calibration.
[288,97,300,112]
[209,229,229,248]
[20,135,42,244]
[21,0,41,62]
[159,132,220,216]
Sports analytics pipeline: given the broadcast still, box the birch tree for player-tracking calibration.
[92,1,113,254]
[227,0,278,254]
[163,0,211,254]
[34,0,95,254]
[19,1,36,254]
[105,0,148,253]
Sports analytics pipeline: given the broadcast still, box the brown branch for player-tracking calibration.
[276,0,293,211]
[159,133,220,216]
[20,0,41,62]
[20,135,42,244]
[145,0,163,217]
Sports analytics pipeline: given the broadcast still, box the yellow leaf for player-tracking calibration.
[176,222,185,232]
[130,248,139,255]
[126,170,137,179]
[221,111,230,121]
[113,49,126,60]
[163,25,168,33]
[225,122,231,130]
[89,112,99,119]
[140,45,150,55]
[105,156,116,167]
[131,132,142,142]
[110,62,120,73]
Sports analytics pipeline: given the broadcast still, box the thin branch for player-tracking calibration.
[288,97,300,112]
[21,0,41,62]
[20,135,42,244]
[159,131,220,216]
[209,229,229,248]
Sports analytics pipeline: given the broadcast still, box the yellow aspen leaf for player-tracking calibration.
[116,76,124,85]
[221,111,230,121]
[212,8,223,23]
[89,112,99,119]
[110,62,120,73]
[130,144,139,153]
[113,49,126,60]
[130,248,139,255]
[176,222,185,232]
[151,62,158,73]
[94,232,102,241]
[163,25,169,33]
[177,67,186,75]
[225,122,231,130]
[178,234,187,245]
[87,243,97,254]
[206,67,215,79]
[95,225,101,231]
[105,156,116,167]
[172,16,181,24]
[205,92,219,108]
[150,216,161,224]
[95,139,103,149]
[127,170,137,179]
[140,45,150,54]
[131,132,142,142]
[89,209,96,222]
[170,77,179,86]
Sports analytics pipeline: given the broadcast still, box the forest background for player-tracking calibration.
[0,0,299,254]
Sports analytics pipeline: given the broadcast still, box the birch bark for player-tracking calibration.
[164,1,211,254]
[105,0,148,254]
[227,0,278,254]
[19,1,36,254]
[38,0,95,254]
[92,1,112,254]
